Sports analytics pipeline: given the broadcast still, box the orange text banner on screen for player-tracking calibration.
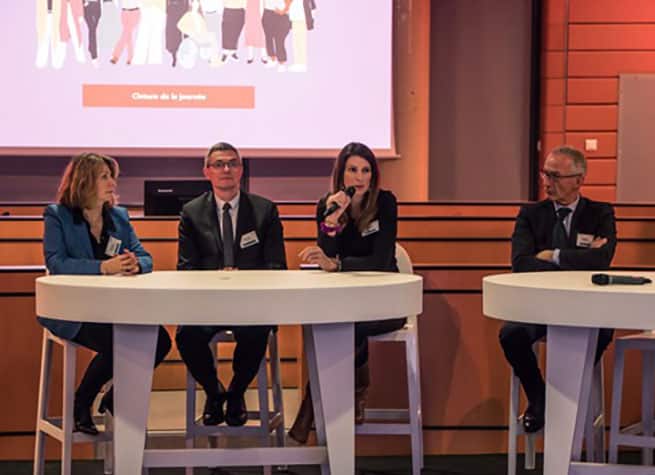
[82,85,255,109]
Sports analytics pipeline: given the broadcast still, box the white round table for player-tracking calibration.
[484,271,655,475]
[36,270,423,475]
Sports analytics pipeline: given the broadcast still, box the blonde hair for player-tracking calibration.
[56,152,119,209]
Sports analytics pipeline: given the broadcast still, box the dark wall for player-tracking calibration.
[0,156,334,206]
[429,0,533,201]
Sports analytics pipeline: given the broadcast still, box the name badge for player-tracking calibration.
[576,233,594,248]
[361,220,380,237]
[240,230,259,249]
[105,236,122,256]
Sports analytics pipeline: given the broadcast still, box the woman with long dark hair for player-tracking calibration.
[288,142,406,443]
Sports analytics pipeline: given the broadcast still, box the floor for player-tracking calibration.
[20,389,644,474]
[1,452,644,475]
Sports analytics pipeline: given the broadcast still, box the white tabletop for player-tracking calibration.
[483,271,655,330]
[36,270,423,326]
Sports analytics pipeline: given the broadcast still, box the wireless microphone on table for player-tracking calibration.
[591,273,652,285]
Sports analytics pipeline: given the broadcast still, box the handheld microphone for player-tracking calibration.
[591,273,652,286]
[323,186,356,218]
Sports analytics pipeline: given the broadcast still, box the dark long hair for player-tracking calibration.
[329,142,380,233]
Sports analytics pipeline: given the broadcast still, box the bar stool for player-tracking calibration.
[609,331,655,465]
[34,329,112,475]
[356,244,424,475]
[507,343,606,475]
[184,329,285,475]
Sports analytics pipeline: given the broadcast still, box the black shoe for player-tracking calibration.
[225,393,248,427]
[203,391,226,426]
[521,404,545,433]
[74,403,99,436]
[98,388,113,416]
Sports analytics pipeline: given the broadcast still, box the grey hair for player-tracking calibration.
[204,142,241,167]
[549,145,587,175]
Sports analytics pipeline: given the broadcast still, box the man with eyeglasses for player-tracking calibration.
[176,141,287,427]
[499,145,616,434]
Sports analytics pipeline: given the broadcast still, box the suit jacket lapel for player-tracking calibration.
[234,192,255,261]
[69,208,95,259]
[205,192,223,255]
[543,201,557,248]
[75,222,95,258]
[568,196,587,247]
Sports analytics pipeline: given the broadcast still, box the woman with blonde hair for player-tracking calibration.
[38,152,171,435]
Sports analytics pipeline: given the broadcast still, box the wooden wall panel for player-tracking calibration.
[0,271,44,292]
[569,24,655,50]
[568,51,655,77]
[0,436,93,462]
[544,78,565,105]
[16,238,655,267]
[585,159,617,185]
[542,105,564,131]
[543,51,566,78]
[542,133,565,154]
[579,185,617,203]
[565,132,617,157]
[565,105,617,131]
[567,79,618,104]
[569,0,655,23]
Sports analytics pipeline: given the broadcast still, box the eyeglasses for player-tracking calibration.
[207,159,242,170]
[540,169,582,181]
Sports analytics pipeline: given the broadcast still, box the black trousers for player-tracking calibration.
[499,322,614,405]
[176,325,273,397]
[222,8,245,50]
[166,0,188,62]
[262,9,291,62]
[72,322,172,407]
[355,318,407,368]
[83,1,101,59]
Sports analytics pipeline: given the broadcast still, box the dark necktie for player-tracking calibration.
[552,207,572,249]
[222,203,235,268]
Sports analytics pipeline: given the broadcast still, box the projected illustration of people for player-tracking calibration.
[83,0,102,67]
[133,0,166,64]
[176,0,221,68]
[200,0,224,62]
[166,0,189,66]
[110,0,141,65]
[262,0,291,72]
[36,0,63,68]
[221,0,246,63]
[60,0,86,63]
[288,0,314,72]
[244,0,267,64]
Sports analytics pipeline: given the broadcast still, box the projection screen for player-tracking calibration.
[1,0,394,157]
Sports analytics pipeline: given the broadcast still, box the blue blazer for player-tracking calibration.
[38,204,153,340]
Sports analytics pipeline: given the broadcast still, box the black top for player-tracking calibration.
[511,196,617,273]
[317,189,398,272]
[71,206,115,261]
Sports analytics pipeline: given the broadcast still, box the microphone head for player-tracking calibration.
[344,186,356,198]
[591,273,609,285]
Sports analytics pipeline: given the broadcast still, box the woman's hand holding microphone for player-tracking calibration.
[299,187,356,271]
